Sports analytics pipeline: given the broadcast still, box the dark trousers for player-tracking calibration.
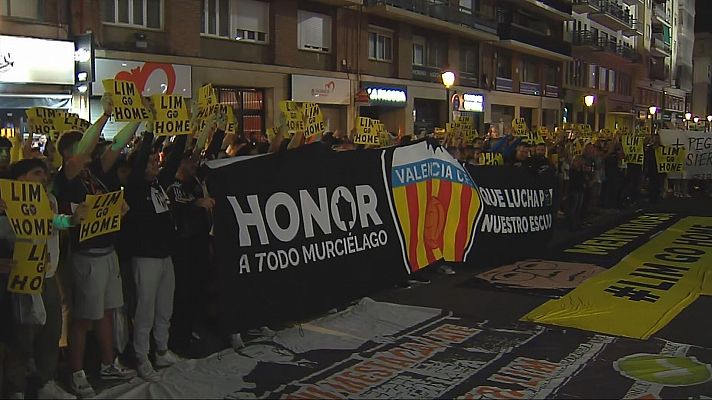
[5,276,62,393]
[568,190,585,230]
[172,235,212,346]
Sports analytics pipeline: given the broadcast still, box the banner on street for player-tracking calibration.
[208,139,556,332]
[659,129,712,179]
[523,216,712,339]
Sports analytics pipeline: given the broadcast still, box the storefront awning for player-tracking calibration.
[0,94,71,109]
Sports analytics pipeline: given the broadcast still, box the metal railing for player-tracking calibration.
[498,23,571,56]
[597,0,634,28]
[365,0,498,33]
[572,31,640,62]
[538,0,573,15]
[495,77,513,92]
[652,33,672,54]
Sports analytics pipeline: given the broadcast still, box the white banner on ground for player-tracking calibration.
[659,129,712,179]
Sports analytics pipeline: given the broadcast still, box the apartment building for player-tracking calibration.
[563,0,693,131]
[0,0,573,137]
[692,32,712,117]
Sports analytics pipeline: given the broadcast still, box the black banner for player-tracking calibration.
[208,141,556,333]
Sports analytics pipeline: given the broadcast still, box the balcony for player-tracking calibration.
[621,0,643,5]
[495,77,514,92]
[589,0,635,32]
[520,81,542,95]
[459,71,479,88]
[572,31,640,63]
[544,84,560,98]
[651,33,671,57]
[652,3,671,26]
[519,0,573,21]
[650,63,670,82]
[572,0,600,14]
[497,23,572,61]
[622,20,643,37]
[364,0,498,42]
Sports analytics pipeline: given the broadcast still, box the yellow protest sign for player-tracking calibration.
[0,180,53,239]
[6,241,47,295]
[266,127,278,142]
[479,152,504,166]
[102,79,150,122]
[301,103,325,140]
[354,117,380,146]
[621,134,644,165]
[198,84,217,107]
[522,217,712,340]
[152,95,191,136]
[511,118,527,136]
[80,191,123,242]
[379,131,392,148]
[279,101,305,133]
[655,145,686,174]
[225,106,237,134]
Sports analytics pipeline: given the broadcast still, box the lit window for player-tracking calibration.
[368,27,393,62]
[103,0,162,29]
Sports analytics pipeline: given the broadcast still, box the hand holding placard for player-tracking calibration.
[102,79,150,122]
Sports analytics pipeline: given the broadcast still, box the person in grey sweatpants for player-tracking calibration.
[123,126,183,382]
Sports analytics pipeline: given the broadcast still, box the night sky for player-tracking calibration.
[696,1,712,32]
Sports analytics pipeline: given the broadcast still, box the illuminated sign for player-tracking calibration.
[461,93,484,112]
[365,85,407,106]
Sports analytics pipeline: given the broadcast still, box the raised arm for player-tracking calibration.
[75,94,114,157]
[102,121,141,173]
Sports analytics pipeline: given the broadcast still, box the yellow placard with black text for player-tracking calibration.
[0,179,53,239]
[80,191,124,243]
[198,84,217,107]
[354,117,380,146]
[102,79,150,122]
[621,134,644,165]
[301,102,325,141]
[6,241,47,295]
[152,95,191,136]
[522,217,712,340]
[479,152,504,166]
[655,145,686,174]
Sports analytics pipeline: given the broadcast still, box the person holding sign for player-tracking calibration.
[52,94,137,398]
[124,120,182,382]
[0,159,88,399]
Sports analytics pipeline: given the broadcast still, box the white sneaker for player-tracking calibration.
[247,326,276,337]
[100,357,137,381]
[38,380,77,399]
[137,360,161,383]
[231,333,245,350]
[155,349,181,368]
[70,370,96,398]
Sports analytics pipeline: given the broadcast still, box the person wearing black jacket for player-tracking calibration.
[124,128,182,382]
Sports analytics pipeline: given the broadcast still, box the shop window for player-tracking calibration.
[1,0,41,20]
[201,0,269,44]
[297,10,332,53]
[413,36,425,66]
[368,27,393,62]
[103,0,162,29]
[215,87,265,140]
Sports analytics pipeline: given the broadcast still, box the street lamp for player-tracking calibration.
[584,95,595,127]
[707,115,712,132]
[649,106,657,135]
[441,70,456,124]
[694,116,700,130]
[685,112,692,130]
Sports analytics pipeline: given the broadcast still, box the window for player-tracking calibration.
[413,36,425,66]
[459,0,473,13]
[0,0,41,20]
[461,47,477,75]
[598,67,607,90]
[497,53,512,79]
[298,10,332,53]
[103,0,162,29]
[522,60,538,83]
[215,87,265,141]
[588,64,597,89]
[546,64,557,85]
[608,69,616,92]
[368,27,393,62]
[201,0,269,43]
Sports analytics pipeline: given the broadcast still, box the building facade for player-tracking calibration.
[692,32,712,117]
[0,0,694,138]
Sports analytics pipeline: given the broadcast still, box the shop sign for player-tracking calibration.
[0,35,74,85]
[92,59,192,97]
[291,74,350,105]
[364,84,407,107]
[452,93,484,112]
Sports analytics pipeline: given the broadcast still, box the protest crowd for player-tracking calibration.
[0,81,699,399]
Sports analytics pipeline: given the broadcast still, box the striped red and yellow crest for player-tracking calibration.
[389,142,482,273]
